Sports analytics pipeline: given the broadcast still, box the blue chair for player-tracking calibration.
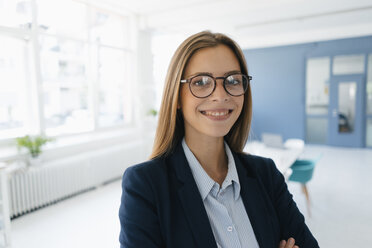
[289,159,317,217]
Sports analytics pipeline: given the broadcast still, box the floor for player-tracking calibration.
[10,145,372,248]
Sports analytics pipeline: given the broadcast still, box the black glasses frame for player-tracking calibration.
[180,73,252,98]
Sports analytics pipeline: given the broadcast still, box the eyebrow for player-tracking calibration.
[185,70,241,78]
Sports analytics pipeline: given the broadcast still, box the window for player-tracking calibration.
[0,0,134,140]
[39,36,93,135]
[90,8,129,48]
[98,47,129,127]
[0,0,32,29]
[37,0,87,39]
[91,7,132,128]
[0,36,29,138]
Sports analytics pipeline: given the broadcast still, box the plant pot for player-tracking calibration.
[27,155,43,166]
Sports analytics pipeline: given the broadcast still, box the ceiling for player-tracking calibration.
[95,0,372,48]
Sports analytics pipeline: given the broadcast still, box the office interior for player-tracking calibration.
[0,0,371,247]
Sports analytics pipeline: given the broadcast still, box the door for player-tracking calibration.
[329,75,364,147]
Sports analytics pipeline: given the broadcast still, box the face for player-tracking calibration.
[179,44,244,140]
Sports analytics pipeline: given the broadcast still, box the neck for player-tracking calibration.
[185,134,228,185]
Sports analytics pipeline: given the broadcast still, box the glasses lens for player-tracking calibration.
[190,75,214,97]
[224,74,248,96]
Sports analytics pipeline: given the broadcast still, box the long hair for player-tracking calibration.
[150,31,252,159]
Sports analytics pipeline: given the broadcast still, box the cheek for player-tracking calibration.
[236,96,244,114]
[180,86,198,112]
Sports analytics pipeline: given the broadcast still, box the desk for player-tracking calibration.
[243,141,304,179]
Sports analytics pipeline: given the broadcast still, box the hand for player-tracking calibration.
[278,237,299,248]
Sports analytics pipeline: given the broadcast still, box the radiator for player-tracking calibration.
[8,141,144,218]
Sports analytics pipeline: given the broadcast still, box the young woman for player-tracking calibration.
[119,31,319,248]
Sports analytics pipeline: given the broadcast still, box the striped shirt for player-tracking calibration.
[182,138,260,248]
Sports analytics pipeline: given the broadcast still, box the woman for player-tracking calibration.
[119,31,319,248]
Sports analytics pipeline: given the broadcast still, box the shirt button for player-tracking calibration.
[227,226,233,232]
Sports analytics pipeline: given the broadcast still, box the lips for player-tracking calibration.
[199,109,233,120]
[200,110,231,116]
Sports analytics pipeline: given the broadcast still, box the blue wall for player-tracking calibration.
[244,35,372,142]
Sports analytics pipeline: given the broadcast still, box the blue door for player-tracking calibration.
[328,75,365,147]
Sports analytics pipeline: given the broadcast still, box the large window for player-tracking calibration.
[0,0,32,29]
[0,36,29,138]
[0,0,133,140]
[98,47,128,127]
[40,36,93,135]
[37,0,87,39]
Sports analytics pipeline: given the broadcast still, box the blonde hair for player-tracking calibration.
[150,31,252,159]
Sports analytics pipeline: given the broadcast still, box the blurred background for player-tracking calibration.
[0,0,371,247]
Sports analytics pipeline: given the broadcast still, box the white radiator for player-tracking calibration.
[8,141,144,218]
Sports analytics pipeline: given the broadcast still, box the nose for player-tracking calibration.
[210,79,229,101]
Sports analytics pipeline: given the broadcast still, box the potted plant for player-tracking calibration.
[147,108,158,117]
[16,135,53,166]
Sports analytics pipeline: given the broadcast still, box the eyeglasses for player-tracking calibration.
[180,73,252,98]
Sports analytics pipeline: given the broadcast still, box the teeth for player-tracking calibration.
[203,111,229,116]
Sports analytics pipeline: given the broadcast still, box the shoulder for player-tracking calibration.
[234,152,277,175]
[233,152,283,193]
[123,157,168,184]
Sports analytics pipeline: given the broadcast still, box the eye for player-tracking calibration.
[192,76,212,87]
[226,76,242,86]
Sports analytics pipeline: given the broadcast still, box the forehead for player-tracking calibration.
[183,44,241,77]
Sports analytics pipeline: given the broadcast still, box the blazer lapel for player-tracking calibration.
[169,144,217,248]
[234,153,275,248]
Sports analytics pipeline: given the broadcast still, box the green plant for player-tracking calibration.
[16,135,53,158]
[147,108,158,117]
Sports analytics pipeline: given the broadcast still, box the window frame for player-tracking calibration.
[0,0,136,146]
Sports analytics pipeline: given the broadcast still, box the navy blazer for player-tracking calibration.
[119,142,319,248]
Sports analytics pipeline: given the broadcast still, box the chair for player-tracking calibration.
[284,138,305,150]
[288,158,317,217]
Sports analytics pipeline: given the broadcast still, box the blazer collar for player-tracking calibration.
[170,142,275,248]
[233,152,276,248]
[169,142,217,248]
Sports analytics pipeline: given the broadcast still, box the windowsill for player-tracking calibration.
[0,124,144,163]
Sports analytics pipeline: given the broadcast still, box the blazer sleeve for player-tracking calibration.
[118,165,164,248]
[264,158,319,248]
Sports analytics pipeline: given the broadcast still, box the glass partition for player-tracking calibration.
[306,57,330,115]
[333,54,365,75]
[367,54,372,147]
[367,54,372,115]
[367,119,372,147]
[306,117,327,144]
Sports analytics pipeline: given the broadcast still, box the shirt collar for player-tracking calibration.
[223,141,241,201]
[182,138,241,201]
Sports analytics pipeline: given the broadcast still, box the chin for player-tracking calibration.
[203,128,231,138]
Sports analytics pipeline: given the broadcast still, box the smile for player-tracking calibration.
[199,109,233,120]
[201,110,231,116]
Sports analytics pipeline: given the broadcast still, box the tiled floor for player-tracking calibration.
[11,145,372,248]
